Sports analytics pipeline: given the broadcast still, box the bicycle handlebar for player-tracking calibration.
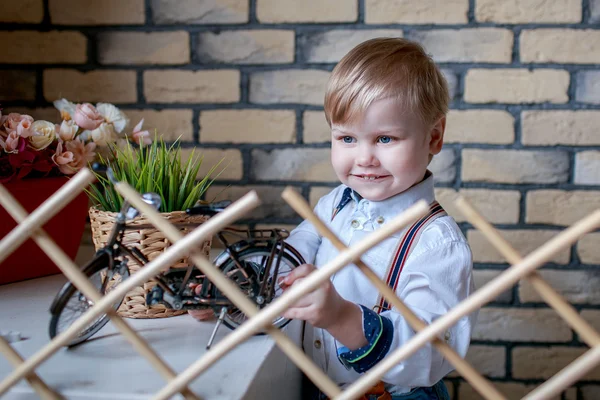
[91,163,117,185]
[186,200,233,216]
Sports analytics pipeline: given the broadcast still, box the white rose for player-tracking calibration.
[29,120,56,150]
[96,103,129,133]
[56,119,78,141]
[90,122,118,146]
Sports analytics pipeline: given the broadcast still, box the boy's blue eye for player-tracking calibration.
[378,136,392,144]
[342,136,354,144]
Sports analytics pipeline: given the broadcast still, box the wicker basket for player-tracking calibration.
[89,207,211,319]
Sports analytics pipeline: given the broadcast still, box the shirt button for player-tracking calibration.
[351,220,359,229]
[444,331,451,342]
[376,216,385,224]
[314,340,322,349]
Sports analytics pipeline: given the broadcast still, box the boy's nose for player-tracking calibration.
[356,145,379,167]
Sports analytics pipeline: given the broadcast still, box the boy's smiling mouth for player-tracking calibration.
[351,174,389,181]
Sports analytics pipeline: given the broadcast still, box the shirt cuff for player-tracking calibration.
[336,304,394,373]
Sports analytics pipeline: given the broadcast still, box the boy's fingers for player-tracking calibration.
[283,264,315,285]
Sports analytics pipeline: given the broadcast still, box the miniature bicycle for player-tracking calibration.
[48,165,305,347]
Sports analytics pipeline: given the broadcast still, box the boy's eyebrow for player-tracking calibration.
[332,127,405,136]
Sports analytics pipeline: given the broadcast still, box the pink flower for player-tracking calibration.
[74,103,103,131]
[52,138,96,175]
[1,113,34,138]
[131,119,151,146]
[0,132,26,153]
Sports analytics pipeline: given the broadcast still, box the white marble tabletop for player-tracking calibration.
[0,273,302,400]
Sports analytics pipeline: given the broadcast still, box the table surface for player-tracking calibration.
[0,271,303,400]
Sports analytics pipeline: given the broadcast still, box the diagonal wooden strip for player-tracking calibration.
[0,183,201,400]
[116,182,342,398]
[340,210,600,400]
[0,169,94,265]
[0,188,260,397]
[455,196,600,347]
[152,199,430,400]
[281,187,506,400]
[0,336,62,400]
[524,345,600,400]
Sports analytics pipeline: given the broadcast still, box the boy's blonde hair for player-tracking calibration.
[324,37,449,127]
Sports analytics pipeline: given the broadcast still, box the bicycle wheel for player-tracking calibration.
[48,253,128,347]
[217,245,301,331]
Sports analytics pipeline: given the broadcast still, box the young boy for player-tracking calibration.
[280,38,476,399]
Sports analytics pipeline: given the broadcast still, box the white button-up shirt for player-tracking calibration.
[286,173,476,394]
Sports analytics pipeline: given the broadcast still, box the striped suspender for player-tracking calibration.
[374,201,447,314]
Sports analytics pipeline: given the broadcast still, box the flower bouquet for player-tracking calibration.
[0,99,150,183]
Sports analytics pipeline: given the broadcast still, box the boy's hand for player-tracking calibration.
[188,282,216,321]
[279,264,346,329]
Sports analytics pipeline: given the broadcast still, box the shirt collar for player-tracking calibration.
[347,170,436,224]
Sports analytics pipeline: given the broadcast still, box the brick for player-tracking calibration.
[468,230,570,264]
[472,270,513,303]
[475,0,581,23]
[576,71,600,104]
[521,29,600,64]
[0,31,86,64]
[251,148,336,182]
[592,0,600,22]
[513,347,600,380]
[303,111,330,143]
[449,345,506,378]
[459,382,561,400]
[583,386,600,400]
[429,149,456,183]
[0,71,36,101]
[310,187,335,209]
[445,110,514,144]
[455,189,520,224]
[144,70,239,104]
[250,70,330,105]
[472,308,572,342]
[365,0,468,24]
[433,189,460,221]
[257,0,357,23]
[2,108,61,122]
[407,29,513,63]
[464,69,569,104]
[581,310,600,335]
[180,148,243,181]
[49,0,144,25]
[197,31,293,66]
[526,190,600,226]
[522,111,600,145]
[575,151,600,185]
[578,233,600,264]
[565,388,577,400]
[462,149,569,184]
[519,270,600,304]
[122,109,194,142]
[98,31,189,65]
[0,0,43,23]
[299,29,402,63]
[199,110,295,143]
[44,69,137,103]
[151,0,248,24]
[204,185,300,219]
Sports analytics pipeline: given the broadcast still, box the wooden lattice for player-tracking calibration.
[0,167,599,400]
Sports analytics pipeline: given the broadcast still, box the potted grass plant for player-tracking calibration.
[87,137,225,319]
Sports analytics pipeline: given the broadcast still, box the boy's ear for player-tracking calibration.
[428,116,446,156]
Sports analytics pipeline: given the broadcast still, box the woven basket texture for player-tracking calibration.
[89,207,211,319]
